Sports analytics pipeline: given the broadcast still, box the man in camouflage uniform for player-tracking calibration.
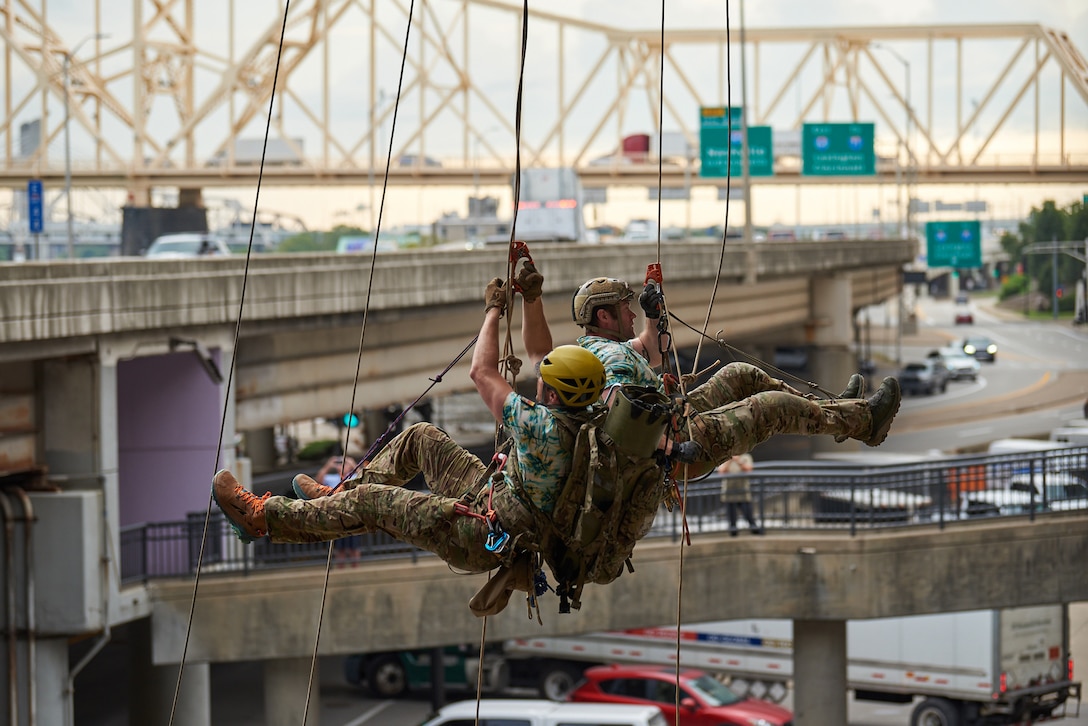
[211,272,596,588]
[566,274,901,469]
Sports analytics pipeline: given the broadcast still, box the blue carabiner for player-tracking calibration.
[485,530,510,553]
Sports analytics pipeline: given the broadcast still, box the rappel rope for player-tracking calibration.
[472,1,533,718]
[298,1,421,723]
[169,3,294,724]
[642,5,695,721]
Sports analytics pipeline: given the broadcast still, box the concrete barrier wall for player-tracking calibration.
[0,240,914,344]
[148,511,1088,664]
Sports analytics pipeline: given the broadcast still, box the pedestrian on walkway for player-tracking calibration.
[718,453,763,536]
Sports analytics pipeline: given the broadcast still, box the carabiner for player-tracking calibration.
[485,530,510,553]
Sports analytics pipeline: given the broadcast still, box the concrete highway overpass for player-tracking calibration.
[25,236,1069,726]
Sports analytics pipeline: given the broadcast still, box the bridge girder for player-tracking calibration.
[1,1,1086,193]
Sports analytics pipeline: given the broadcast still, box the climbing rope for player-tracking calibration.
[298,2,421,723]
[169,3,294,724]
[470,1,532,718]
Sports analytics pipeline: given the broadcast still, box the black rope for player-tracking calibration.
[668,311,836,398]
[171,3,292,724]
[305,3,419,724]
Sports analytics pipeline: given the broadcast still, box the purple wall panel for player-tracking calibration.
[118,351,225,526]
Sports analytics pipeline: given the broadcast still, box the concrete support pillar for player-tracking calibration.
[793,619,847,726]
[264,657,321,726]
[28,638,67,726]
[130,619,211,725]
[245,427,278,473]
[808,274,859,454]
[149,663,211,725]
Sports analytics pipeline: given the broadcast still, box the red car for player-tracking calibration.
[568,664,793,726]
[954,308,974,325]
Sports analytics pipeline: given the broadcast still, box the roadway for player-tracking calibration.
[863,292,1088,454]
[75,622,1088,726]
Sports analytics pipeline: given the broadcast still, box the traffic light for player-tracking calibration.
[342,412,360,428]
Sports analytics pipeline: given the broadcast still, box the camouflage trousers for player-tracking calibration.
[263,423,535,574]
[686,361,812,412]
[682,390,871,466]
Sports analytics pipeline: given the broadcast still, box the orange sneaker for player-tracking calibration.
[291,473,336,500]
[211,469,270,543]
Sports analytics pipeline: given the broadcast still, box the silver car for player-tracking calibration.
[928,348,981,381]
[144,233,231,258]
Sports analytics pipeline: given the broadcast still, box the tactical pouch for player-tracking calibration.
[602,385,672,458]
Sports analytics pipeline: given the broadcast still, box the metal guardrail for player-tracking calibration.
[120,446,1088,585]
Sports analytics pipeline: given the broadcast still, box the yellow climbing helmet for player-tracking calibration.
[571,277,634,327]
[539,345,606,408]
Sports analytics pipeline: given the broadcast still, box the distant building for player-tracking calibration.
[433,196,509,244]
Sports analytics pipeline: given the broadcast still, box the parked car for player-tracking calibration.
[927,348,981,381]
[898,359,950,396]
[962,336,998,362]
[144,233,231,258]
[960,472,1088,518]
[567,664,793,726]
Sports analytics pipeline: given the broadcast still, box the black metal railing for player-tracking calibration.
[119,445,1088,585]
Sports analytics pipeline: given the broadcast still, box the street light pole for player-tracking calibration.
[874,44,911,238]
[738,0,753,246]
[63,33,107,260]
[875,43,911,367]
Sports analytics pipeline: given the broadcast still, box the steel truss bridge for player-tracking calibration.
[2,0,1087,203]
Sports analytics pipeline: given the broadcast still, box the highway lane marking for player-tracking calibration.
[894,371,1055,433]
[343,700,395,726]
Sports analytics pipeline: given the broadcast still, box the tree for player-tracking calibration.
[277,225,369,253]
[1007,199,1087,311]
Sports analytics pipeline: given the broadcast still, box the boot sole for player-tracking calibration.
[291,474,335,501]
[291,477,312,500]
[865,380,902,447]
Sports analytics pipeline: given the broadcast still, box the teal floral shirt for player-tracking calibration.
[577,335,663,394]
[502,392,568,514]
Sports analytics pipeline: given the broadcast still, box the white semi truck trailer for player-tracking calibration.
[501,606,1080,726]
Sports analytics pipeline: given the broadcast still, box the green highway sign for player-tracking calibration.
[802,122,875,176]
[925,221,982,268]
[699,107,773,178]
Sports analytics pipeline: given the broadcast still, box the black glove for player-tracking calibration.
[671,440,702,463]
[484,277,507,316]
[514,260,544,303]
[639,282,664,319]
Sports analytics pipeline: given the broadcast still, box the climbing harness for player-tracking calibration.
[453,450,511,555]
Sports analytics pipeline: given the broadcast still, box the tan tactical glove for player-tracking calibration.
[514,260,544,303]
[485,277,507,316]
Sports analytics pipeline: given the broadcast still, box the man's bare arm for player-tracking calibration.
[470,289,514,422]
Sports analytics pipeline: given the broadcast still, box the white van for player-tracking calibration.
[420,699,667,726]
